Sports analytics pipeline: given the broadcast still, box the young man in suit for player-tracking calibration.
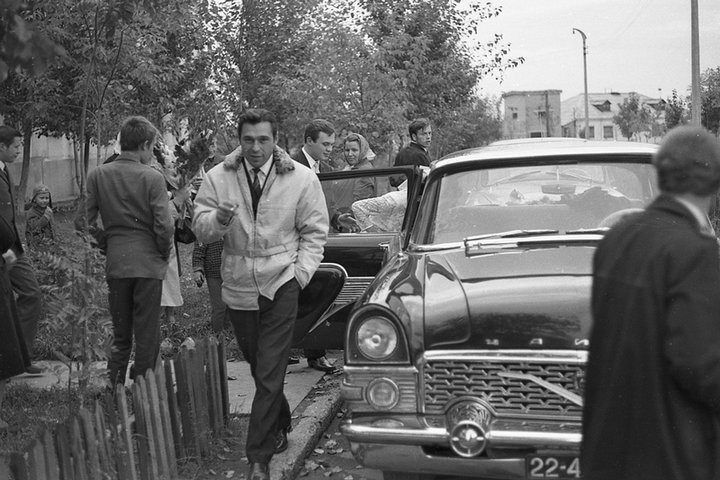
[0,126,43,374]
[393,118,432,167]
[86,116,174,386]
[291,119,345,373]
[193,109,329,480]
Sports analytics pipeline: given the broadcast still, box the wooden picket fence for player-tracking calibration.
[7,337,230,480]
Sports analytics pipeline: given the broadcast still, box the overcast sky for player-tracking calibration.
[473,0,720,100]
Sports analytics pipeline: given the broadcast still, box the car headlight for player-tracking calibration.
[356,316,398,360]
[366,377,400,410]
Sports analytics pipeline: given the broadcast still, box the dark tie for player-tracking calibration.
[252,168,262,215]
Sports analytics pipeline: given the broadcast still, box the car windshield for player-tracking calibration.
[424,161,657,245]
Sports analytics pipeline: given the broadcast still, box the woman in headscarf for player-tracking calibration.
[343,133,376,202]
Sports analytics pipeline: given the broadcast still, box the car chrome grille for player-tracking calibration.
[423,357,584,418]
[334,277,374,306]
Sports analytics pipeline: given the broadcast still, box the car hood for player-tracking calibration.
[421,245,594,350]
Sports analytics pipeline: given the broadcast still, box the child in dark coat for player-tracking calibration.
[25,184,55,248]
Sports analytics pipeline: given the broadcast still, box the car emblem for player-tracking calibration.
[497,371,583,407]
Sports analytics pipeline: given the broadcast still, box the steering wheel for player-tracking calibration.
[598,208,644,228]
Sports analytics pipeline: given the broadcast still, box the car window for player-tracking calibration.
[321,172,410,234]
[428,161,657,244]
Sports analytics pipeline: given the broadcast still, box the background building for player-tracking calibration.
[502,90,562,139]
[561,92,665,141]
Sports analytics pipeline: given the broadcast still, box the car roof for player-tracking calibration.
[436,138,658,168]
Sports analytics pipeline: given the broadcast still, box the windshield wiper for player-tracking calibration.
[566,227,610,234]
[466,229,559,241]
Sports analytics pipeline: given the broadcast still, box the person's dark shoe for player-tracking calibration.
[275,426,289,454]
[288,354,300,365]
[249,462,269,480]
[24,364,43,375]
[307,356,336,373]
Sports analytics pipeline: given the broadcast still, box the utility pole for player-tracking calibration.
[573,28,590,139]
[690,0,701,126]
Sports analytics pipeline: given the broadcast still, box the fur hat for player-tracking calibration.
[31,184,52,207]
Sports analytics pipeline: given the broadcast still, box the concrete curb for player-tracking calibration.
[271,377,344,480]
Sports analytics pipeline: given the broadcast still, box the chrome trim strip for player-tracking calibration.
[422,350,588,363]
[340,420,581,449]
[334,276,374,305]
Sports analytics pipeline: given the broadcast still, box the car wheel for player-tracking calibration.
[382,471,433,480]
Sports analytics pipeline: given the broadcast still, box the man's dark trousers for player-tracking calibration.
[107,277,163,385]
[229,278,298,464]
[8,253,42,353]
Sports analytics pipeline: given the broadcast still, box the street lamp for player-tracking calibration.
[573,28,590,139]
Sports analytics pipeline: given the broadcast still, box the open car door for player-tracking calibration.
[294,166,423,350]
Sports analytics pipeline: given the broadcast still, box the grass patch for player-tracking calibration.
[0,382,105,456]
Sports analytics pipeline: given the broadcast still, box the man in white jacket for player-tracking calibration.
[193,109,329,480]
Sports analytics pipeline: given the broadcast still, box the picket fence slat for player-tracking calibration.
[29,437,46,480]
[69,417,88,480]
[146,370,171,478]
[156,365,178,478]
[163,361,185,462]
[42,429,59,480]
[54,422,73,480]
[116,386,138,480]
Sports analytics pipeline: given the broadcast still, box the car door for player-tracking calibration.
[295,166,423,350]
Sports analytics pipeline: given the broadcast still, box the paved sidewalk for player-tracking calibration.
[7,352,344,480]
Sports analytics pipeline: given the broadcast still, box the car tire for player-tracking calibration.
[382,472,433,480]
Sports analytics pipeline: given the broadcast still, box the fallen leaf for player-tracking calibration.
[314,448,325,455]
[343,476,353,480]
[324,439,339,449]
[223,471,235,478]
[217,454,228,460]
[305,460,321,471]
[209,469,217,475]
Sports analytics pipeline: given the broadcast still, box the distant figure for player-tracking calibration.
[87,116,174,386]
[192,239,225,334]
[582,125,720,480]
[25,184,55,248]
[393,118,432,167]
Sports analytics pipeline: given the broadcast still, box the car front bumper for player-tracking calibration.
[340,415,581,478]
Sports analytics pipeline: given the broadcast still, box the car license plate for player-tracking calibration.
[527,455,581,479]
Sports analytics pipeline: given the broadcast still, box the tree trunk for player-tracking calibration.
[15,123,33,244]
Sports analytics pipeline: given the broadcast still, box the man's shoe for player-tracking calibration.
[288,354,300,365]
[275,427,289,454]
[249,462,269,480]
[307,356,336,373]
[24,364,43,375]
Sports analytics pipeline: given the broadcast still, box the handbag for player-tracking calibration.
[174,216,196,244]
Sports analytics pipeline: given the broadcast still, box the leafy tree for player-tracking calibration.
[665,89,688,130]
[701,67,720,134]
[0,0,65,81]
[613,93,652,140]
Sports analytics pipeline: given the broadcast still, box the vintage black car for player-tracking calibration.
[330,139,660,480]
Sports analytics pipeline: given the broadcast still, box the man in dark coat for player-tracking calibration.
[393,118,432,167]
[0,126,43,374]
[582,125,720,480]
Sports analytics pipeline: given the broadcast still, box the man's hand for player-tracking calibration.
[193,271,205,287]
[337,213,360,233]
[216,201,239,226]
[2,249,17,268]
